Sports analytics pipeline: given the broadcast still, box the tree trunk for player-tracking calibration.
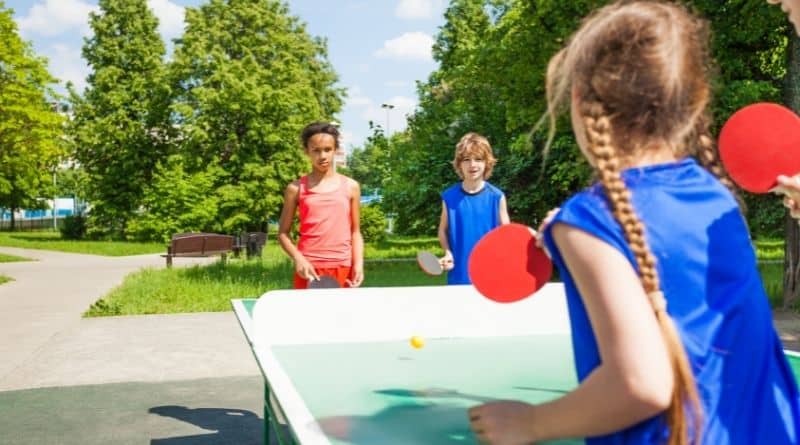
[9,207,16,232]
[783,30,800,308]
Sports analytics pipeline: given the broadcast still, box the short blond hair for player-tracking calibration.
[452,132,497,179]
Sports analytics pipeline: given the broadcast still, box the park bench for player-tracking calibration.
[163,232,235,267]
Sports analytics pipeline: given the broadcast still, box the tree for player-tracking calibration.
[0,2,64,230]
[783,30,800,308]
[69,0,172,237]
[347,124,393,195]
[166,0,344,236]
[383,0,790,238]
[383,0,598,233]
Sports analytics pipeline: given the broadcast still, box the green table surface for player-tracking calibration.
[235,298,800,445]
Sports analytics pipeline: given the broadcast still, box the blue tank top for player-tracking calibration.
[442,182,504,284]
[543,158,800,444]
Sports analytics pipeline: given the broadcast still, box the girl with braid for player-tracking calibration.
[468,2,800,444]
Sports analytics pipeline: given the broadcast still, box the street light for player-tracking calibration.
[52,169,57,230]
[381,103,395,135]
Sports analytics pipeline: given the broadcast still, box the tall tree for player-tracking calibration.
[166,0,343,235]
[783,30,800,308]
[347,125,393,195]
[69,0,171,236]
[0,2,64,230]
[385,0,789,237]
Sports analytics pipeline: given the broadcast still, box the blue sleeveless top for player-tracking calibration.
[442,182,504,285]
[543,158,800,444]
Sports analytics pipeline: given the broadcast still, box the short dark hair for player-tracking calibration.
[300,122,340,149]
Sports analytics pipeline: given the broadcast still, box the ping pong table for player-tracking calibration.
[232,283,800,445]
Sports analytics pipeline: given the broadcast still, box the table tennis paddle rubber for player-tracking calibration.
[468,223,552,303]
[417,251,443,276]
[718,102,800,193]
[308,275,340,289]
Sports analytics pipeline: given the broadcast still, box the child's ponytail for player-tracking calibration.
[693,111,746,211]
[582,99,703,445]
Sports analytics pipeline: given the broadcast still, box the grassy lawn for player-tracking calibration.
[0,231,164,256]
[754,238,784,306]
[85,241,446,316]
[0,252,33,262]
[755,238,784,261]
[0,275,11,285]
[0,231,770,316]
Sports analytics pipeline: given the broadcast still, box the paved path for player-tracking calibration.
[0,247,259,392]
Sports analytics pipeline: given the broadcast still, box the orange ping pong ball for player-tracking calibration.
[410,336,425,349]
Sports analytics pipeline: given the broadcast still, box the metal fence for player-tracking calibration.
[0,217,65,231]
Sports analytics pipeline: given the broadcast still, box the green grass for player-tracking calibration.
[85,243,446,316]
[0,253,32,262]
[365,235,442,259]
[753,238,786,307]
[0,275,11,285]
[760,262,784,307]
[0,231,767,316]
[755,238,784,261]
[0,232,163,256]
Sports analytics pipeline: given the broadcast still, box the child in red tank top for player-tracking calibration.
[277,122,364,289]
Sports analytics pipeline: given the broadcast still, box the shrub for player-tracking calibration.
[360,204,388,243]
[59,214,87,240]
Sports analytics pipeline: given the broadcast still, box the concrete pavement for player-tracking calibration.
[0,247,263,444]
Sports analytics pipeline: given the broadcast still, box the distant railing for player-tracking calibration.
[0,217,66,231]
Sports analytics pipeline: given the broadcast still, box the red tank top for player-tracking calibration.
[297,174,353,267]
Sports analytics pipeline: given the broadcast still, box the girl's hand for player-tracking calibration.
[536,208,560,249]
[440,251,455,271]
[468,400,539,445]
[294,256,319,281]
[347,265,364,288]
[775,174,800,219]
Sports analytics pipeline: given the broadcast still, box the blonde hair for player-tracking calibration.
[452,132,498,179]
[542,2,742,443]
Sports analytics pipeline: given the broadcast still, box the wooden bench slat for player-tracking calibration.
[164,233,235,267]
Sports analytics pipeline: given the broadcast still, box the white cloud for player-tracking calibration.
[346,86,372,107]
[17,0,185,44]
[395,0,444,20]
[47,43,90,91]
[147,0,185,43]
[374,32,434,62]
[17,0,97,37]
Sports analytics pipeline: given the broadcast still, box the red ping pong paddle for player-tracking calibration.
[718,102,800,193]
[308,275,340,289]
[416,251,443,276]
[468,223,552,303]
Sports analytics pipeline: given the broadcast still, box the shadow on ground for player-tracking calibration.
[149,405,261,444]
[0,376,263,445]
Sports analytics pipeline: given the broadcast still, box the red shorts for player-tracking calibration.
[293,266,352,289]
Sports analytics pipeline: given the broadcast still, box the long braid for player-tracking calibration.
[582,100,703,445]
[693,111,745,211]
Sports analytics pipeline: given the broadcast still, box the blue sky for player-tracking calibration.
[4,0,447,151]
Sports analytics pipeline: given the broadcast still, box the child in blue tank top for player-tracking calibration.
[468,2,800,444]
[437,133,510,285]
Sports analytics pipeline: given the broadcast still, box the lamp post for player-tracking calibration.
[52,170,57,230]
[381,103,395,135]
